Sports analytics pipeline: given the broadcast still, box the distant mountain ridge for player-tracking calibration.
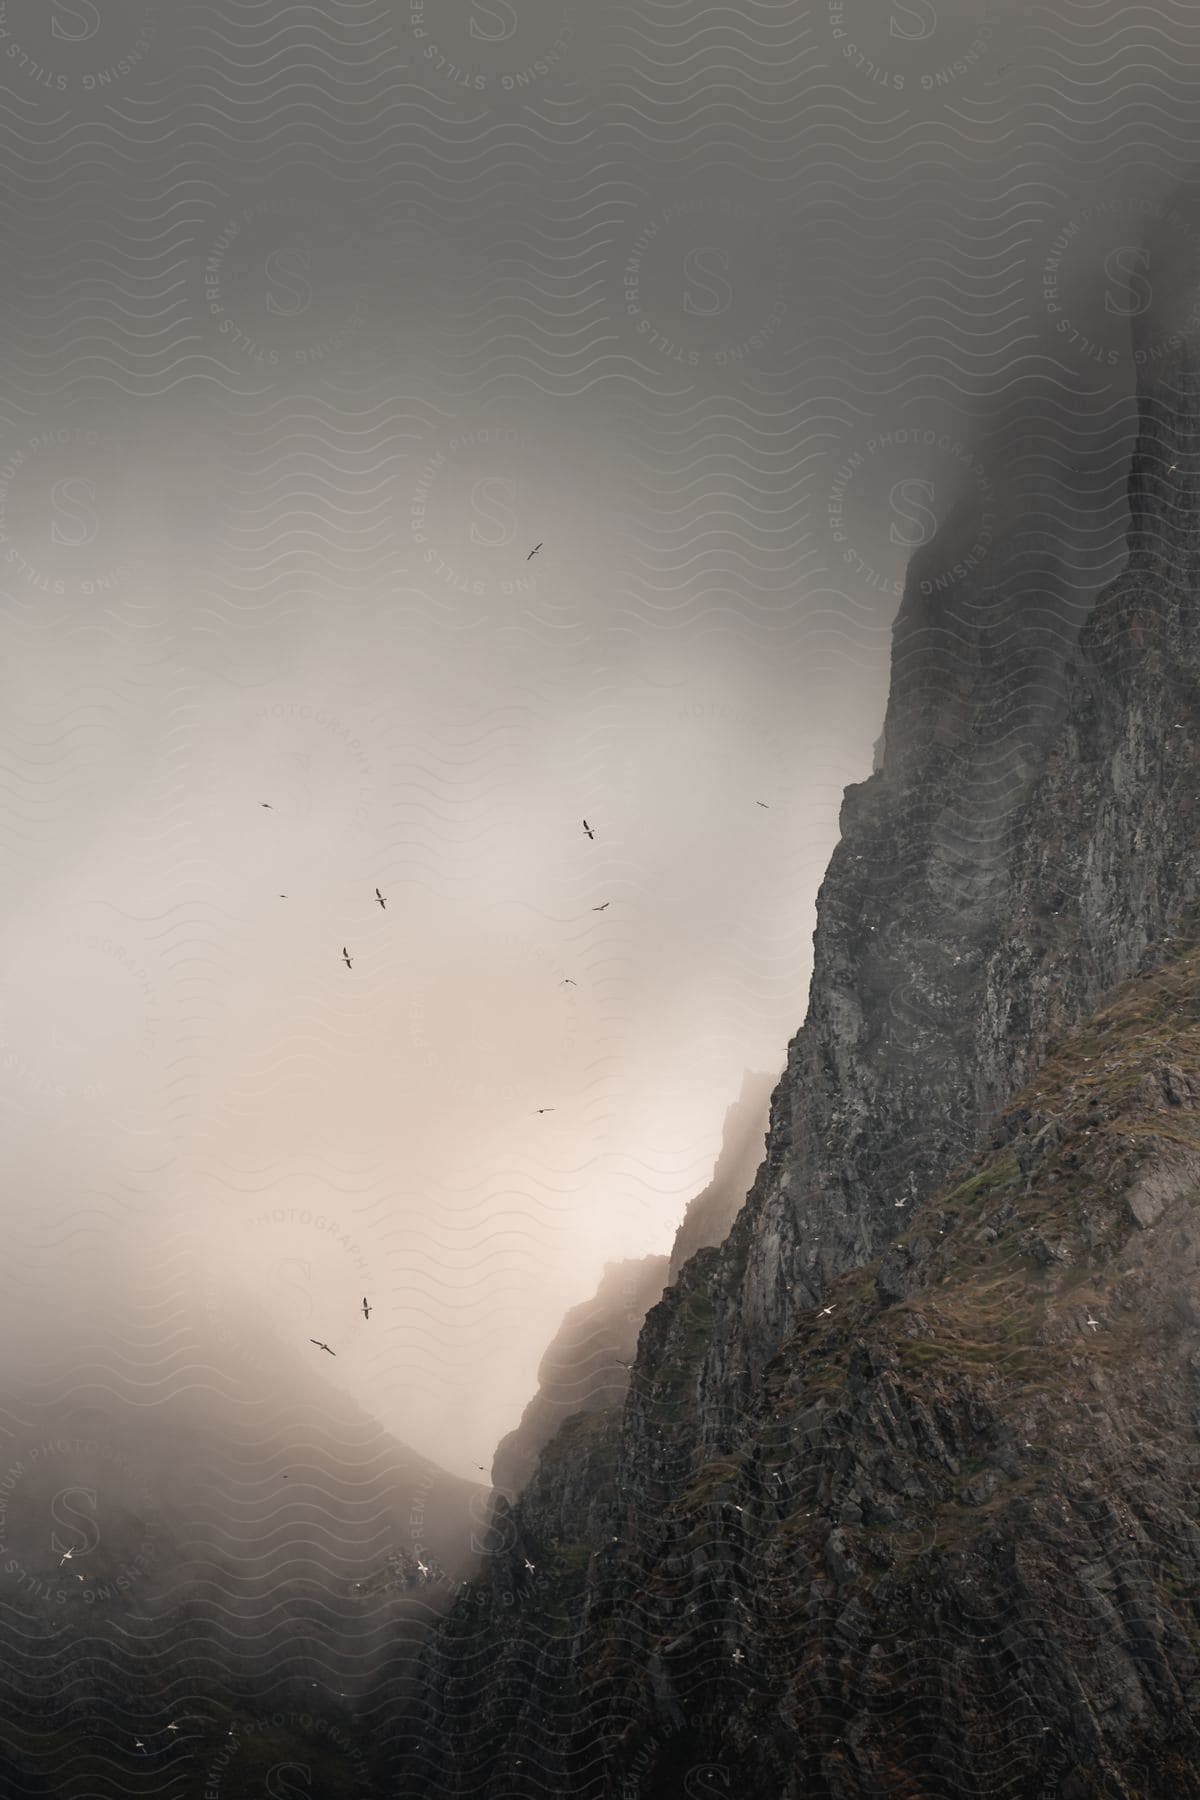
[0,1305,480,1789]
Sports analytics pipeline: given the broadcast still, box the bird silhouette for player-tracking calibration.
[375,888,387,910]
[1085,1315,1100,1331]
[260,802,273,809]
[561,977,576,986]
[527,542,542,560]
[474,1462,487,1472]
[756,801,770,809]
[583,820,594,840]
[592,901,609,910]
[536,1107,555,1114]
[342,947,353,969]
[310,1339,336,1356]
[362,1296,371,1320]
[279,894,287,899]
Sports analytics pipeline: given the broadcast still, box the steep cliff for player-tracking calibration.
[491,1071,773,1502]
[491,1256,670,1499]
[667,1070,775,1284]
[397,888,1200,1800]
[393,236,1200,1797]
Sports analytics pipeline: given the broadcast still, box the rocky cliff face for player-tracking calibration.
[392,254,1200,1797]
[667,1070,775,1284]
[491,1255,670,1499]
[490,1071,774,1503]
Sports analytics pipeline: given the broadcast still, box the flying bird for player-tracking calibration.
[310,1339,336,1356]
[592,902,609,910]
[1085,1315,1100,1332]
[362,1297,371,1320]
[818,1306,835,1317]
[756,801,770,808]
[561,977,576,986]
[58,1547,75,1566]
[474,1462,487,1472]
[375,888,387,909]
[279,894,287,899]
[582,820,594,840]
[342,947,353,969]
[260,802,273,809]
[527,542,542,560]
[536,1107,555,1114]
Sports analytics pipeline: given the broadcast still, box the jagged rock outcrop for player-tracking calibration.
[393,218,1200,1799]
[492,1256,670,1499]
[491,1072,773,1501]
[399,977,1200,1799]
[667,1070,775,1283]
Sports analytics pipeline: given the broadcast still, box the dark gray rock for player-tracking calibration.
[393,206,1200,1800]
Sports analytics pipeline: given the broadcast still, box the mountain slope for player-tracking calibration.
[491,1256,670,1501]
[667,1069,775,1284]
[391,217,1200,1798]
[0,1308,480,1795]
[491,1070,773,1501]
[395,959,1200,1799]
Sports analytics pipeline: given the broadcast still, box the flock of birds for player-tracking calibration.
[262,681,1111,1398]
[261,626,811,1395]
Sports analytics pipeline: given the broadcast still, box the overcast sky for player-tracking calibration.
[1,0,1199,1478]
